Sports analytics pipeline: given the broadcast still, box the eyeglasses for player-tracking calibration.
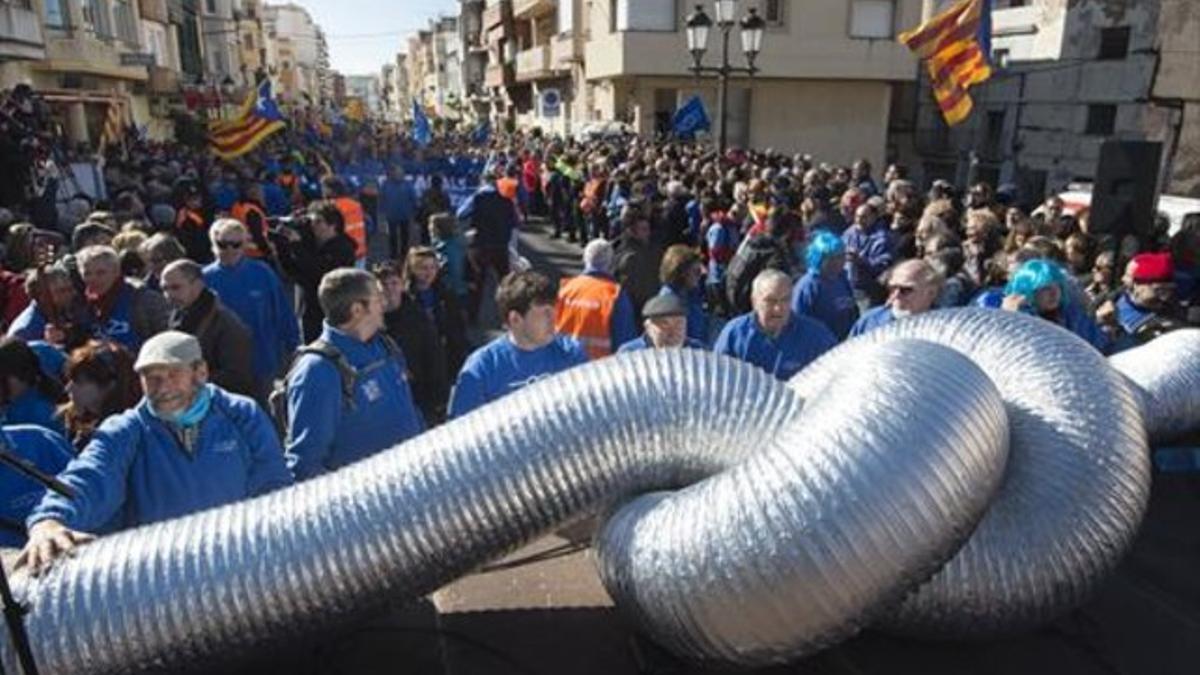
[888,284,916,296]
[215,240,243,250]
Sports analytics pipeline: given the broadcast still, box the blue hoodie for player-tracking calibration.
[449,335,587,419]
[380,176,418,229]
[0,424,72,547]
[714,312,837,381]
[791,269,859,341]
[28,386,292,533]
[204,258,300,386]
[284,324,426,480]
[1,388,64,437]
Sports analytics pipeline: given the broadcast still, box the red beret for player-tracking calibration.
[1130,253,1174,284]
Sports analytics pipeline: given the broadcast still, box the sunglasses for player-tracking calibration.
[216,240,244,250]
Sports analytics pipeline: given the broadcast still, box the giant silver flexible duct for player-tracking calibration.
[4,349,811,674]
[0,310,1157,673]
[1107,328,1200,442]
[785,309,1149,637]
[593,340,1009,665]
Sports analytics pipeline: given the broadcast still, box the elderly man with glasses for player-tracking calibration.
[849,259,943,338]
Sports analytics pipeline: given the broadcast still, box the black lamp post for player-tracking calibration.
[685,1,765,154]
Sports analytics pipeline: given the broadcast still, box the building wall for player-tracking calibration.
[1153,0,1200,197]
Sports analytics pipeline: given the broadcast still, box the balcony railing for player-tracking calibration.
[514,44,552,81]
[0,4,45,58]
[550,34,575,68]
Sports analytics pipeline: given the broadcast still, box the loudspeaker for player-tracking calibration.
[1090,140,1163,238]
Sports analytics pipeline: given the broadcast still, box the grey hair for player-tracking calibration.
[162,259,205,283]
[76,245,120,271]
[751,269,792,300]
[209,218,247,246]
[583,238,615,274]
[319,268,380,326]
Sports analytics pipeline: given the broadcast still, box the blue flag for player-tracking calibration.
[470,118,490,145]
[412,99,432,147]
[672,96,710,139]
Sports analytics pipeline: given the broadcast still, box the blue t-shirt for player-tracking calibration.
[713,312,837,381]
[791,269,860,341]
[448,335,588,418]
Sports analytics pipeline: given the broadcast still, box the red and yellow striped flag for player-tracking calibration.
[98,99,127,153]
[900,0,994,126]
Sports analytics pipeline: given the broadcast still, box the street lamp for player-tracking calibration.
[683,1,765,155]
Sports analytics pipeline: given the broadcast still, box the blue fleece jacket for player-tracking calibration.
[0,424,72,547]
[849,305,896,338]
[449,335,587,419]
[284,324,426,480]
[27,386,292,533]
[791,269,860,341]
[380,177,418,229]
[6,302,47,341]
[2,389,65,437]
[714,312,837,381]
[203,259,300,385]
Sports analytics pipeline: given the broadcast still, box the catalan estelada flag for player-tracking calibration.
[209,79,287,160]
[899,0,993,126]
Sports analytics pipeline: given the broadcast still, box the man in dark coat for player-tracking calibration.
[160,259,255,399]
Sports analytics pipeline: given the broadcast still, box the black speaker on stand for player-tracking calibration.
[1089,140,1163,241]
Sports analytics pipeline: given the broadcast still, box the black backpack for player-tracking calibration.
[726,236,794,315]
[268,335,405,439]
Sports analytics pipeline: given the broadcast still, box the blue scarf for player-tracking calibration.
[151,384,213,428]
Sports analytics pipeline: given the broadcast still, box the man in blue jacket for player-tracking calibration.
[849,259,942,338]
[202,219,301,401]
[617,294,706,353]
[449,271,587,418]
[380,164,419,260]
[285,269,425,480]
[456,176,521,321]
[18,331,292,575]
[714,270,837,381]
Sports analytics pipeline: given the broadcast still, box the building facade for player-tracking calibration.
[262,2,326,105]
[896,0,1200,201]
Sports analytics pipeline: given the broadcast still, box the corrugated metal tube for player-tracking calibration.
[1108,328,1200,442]
[789,309,1150,638]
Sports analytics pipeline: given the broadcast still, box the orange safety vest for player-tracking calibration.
[334,196,367,259]
[496,177,520,202]
[175,208,205,231]
[230,201,269,258]
[554,274,621,360]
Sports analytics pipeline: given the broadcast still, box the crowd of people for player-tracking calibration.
[1,104,1197,577]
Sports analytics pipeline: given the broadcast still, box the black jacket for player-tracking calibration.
[277,231,357,341]
[383,298,447,425]
[169,288,255,397]
[726,235,794,315]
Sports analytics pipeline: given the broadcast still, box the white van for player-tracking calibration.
[1055,183,1200,238]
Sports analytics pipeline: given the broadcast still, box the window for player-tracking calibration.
[84,0,113,38]
[1085,104,1117,136]
[850,0,895,40]
[114,0,138,45]
[205,0,216,14]
[1098,26,1131,60]
[762,0,786,26]
[613,0,674,32]
[43,0,69,28]
[992,48,1010,68]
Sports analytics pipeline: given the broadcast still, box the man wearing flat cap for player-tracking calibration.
[17,331,293,576]
[618,294,706,352]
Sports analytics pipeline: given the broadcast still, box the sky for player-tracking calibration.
[292,0,459,76]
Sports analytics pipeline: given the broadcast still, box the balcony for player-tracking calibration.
[0,3,45,61]
[515,44,560,82]
[512,0,555,20]
[484,62,509,88]
[550,35,576,68]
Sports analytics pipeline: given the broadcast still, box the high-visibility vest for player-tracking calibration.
[496,177,519,202]
[230,201,269,258]
[554,274,620,360]
[334,196,367,259]
[176,207,205,230]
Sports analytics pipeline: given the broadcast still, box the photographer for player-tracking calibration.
[275,200,357,341]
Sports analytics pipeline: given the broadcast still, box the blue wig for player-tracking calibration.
[1004,259,1067,309]
[806,230,846,273]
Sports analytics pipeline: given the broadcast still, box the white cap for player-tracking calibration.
[133,331,203,372]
